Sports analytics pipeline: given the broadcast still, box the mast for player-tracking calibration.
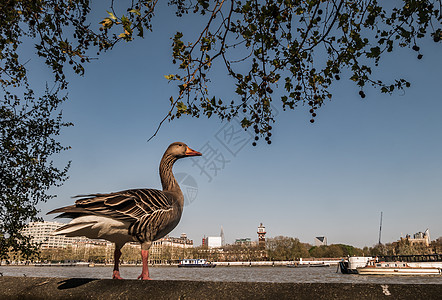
[378,211,383,245]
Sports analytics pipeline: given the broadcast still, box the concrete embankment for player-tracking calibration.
[0,276,441,299]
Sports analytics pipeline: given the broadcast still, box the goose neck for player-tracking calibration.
[159,154,179,192]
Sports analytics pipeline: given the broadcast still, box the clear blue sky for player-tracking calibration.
[28,4,442,248]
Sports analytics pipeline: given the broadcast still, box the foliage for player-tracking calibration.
[0,0,113,88]
[5,1,439,144]
[430,237,442,253]
[153,0,442,143]
[0,87,71,261]
[309,243,364,257]
[390,238,434,255]
[39,245,110,263]
[1,0,75,260]
[266,236,310,260]
[363,238,440,256]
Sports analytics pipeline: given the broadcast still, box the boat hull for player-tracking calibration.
[178,263,216,268]
[287,263,330,268]
[339,261,358,274]
[357,267,441,276]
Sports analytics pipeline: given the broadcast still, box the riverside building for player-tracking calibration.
[148,233,194,263]
[22,221,193,263]
[21,221,83,249]
[21,221,112,249]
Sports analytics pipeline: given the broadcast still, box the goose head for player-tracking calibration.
[160,142,201,192]
[165,142,202,159]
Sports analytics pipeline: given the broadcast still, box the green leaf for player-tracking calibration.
[369,46,381,58]
[177,101,188,113]
[121,15,129,24]
[129,9,141,16]
[107,11,117,20]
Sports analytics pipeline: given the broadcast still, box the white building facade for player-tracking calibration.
[21,221,83,249]
[314,236,327,247]
[204,236,222,248]
[22,221,112,249]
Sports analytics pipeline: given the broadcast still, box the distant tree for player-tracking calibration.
[308,245,323,257]
[39,247,67,262]
[121,244,141,263]
[369,243,388,256]
[88,247,107,263]
[390,238,433,255]
[309,244,364,257]
[430,237,442,253]
[266,236,310,260]
[336,244,364,257]
[362,246,371,257]
[363,240,434,256]
[326,245,345,257]
[161,246,172,263]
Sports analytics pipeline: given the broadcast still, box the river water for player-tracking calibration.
[1,266,441,284]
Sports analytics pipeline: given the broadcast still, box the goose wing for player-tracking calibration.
[48,189,173,223]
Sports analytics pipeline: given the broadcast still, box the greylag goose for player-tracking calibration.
[47,142,202,280]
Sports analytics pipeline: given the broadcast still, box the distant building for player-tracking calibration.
[314,236,327,247]
[257,223,266,249]
[202,236,222,248]
[235,238,252,246]
[22,221,195,252]
[149,233,194,263]
[404,228,431,247]
[220,226,225,246]
[151,233,193,249]
[21,221,84,249]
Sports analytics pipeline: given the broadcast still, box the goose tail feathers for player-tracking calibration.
[47,206,91,219]
[47,205,77,215]
[52,222,97,236]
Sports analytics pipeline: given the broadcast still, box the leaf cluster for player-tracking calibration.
[160,0,441,144]
[1,86,71,260]
[309,243,364,257]
[5,1,436,145]
[0,0,116,89]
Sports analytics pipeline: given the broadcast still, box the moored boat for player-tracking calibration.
[357,260,442,276]
[178,259,216,268]
[339,257,372,274]
[287,262,330,268]
[339,254,442,275]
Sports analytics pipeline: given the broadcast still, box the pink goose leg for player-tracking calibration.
[137,249,151,280]
[112,247,123,279]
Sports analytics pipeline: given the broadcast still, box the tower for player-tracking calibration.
[220,226,225,246]
[257,223,266,249]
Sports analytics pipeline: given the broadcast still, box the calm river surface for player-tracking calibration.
[1,266,441,284]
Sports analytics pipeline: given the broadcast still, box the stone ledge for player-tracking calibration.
[0,276,441,299]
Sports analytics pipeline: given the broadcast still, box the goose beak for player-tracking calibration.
[185,147,202,156]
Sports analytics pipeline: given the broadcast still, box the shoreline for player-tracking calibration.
[0,259,341,268]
